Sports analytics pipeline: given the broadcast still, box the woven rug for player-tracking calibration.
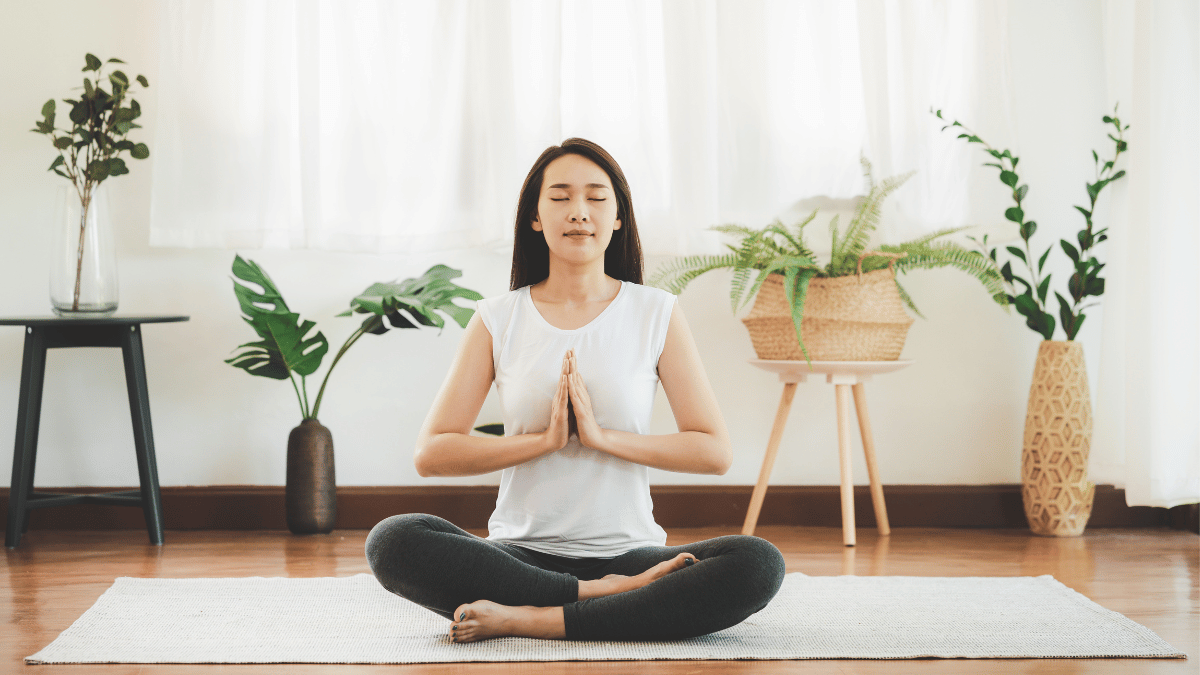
[27,573,1183,664]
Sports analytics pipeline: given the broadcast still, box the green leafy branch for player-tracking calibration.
[933,105,1128,340]
[30,54,150,311]
[226,255,483,421]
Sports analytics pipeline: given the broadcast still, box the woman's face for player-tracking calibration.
[532,153,621,267]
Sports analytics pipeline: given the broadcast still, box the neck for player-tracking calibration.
[538,257,618,302]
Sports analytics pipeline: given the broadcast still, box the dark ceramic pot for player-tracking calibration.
[286,419,336,534]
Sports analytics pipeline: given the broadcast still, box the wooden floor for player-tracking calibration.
[2,526,1196,674]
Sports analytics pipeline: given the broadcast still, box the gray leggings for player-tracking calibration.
[365,513,786,641]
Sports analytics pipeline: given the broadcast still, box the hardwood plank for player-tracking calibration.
[2,527,1195,674]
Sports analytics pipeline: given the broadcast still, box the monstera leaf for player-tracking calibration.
[226,255,329,380]
[338,264,482,335]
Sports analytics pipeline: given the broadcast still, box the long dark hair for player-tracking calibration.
[509,138,643,290]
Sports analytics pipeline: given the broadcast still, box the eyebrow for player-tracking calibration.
[547,183,611,190]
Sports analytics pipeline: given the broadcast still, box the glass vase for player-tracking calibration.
[50,184,118,316]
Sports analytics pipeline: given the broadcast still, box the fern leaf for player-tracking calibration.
[894,278,924,319]
[646,253,738,295]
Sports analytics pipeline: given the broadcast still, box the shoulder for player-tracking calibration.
[475,287,527,335]
[621,282,676,311]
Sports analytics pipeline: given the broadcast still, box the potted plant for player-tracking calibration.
[226,255,482,534]
[649,158,1007,366]
[31,54,151,315]
[935,106,1129,537]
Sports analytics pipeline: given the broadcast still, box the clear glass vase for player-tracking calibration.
[50,184,118,316]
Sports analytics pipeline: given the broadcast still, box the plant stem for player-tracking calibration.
[289,372,308,420]
[310,322,370,420]
[301,376,311,419]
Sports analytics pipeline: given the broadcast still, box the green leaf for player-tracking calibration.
[231,254,293,338]
[1056,292,1077,339]
[83,78,94,98]
[52,136,72,149]
[86,159,110,181]
[1015,184,1028,202]
[113,107,135,123]
[1092,149,1099,164]
[130,98,141,118]
[108,157,129,176]
[114,121,132,134]
[41,99,55,119]
[1000,260,1013,283]
[1102,116,1113,123]
[1061,240,1080,263]
[1000,171,1018,188]
[69,101,88,125]
[48,155,64,172]
[109,70,129,88]
[1006,246,1026,262]
[1037,275,1051,305]
[130,142,150,159]
[1074,205,1092,221]
[84,53,101,71]
[136,74,149,88]
[1013,293,1039,319]
[1020,220,1038,240]
[1004,207,1024,223]
[474,423,504,436]
[1037,247,1051,273]
[342,265,484,333]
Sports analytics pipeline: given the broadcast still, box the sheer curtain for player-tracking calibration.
[149,0,1012,255]
[1090,0,1200,508]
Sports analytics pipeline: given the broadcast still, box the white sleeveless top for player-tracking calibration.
[476,281,675,557]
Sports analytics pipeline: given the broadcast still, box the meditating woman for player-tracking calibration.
[366,138,786,643]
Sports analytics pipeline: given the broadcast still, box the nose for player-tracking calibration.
[568,197,589,222]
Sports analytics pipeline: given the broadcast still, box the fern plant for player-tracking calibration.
[648,158,1008,364]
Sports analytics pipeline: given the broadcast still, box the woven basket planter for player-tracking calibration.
[1021,340,1094,536]
[741,268,915,361]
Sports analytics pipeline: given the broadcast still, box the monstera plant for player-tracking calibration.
[226,255,482,534]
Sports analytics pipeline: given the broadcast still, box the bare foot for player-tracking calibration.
[579,552,697,599]
[449,600,565,643]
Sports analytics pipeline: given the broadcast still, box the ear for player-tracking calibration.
[531,214,542,232]
[613,217,622,231]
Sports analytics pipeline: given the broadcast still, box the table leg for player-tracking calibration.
[742,382,797,536]
[7,328,47,549]
[835,384,856,547]
[852,382,890,536]
[122,325,165,546]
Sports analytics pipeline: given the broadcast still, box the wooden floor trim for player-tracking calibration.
[2,484,1192,531]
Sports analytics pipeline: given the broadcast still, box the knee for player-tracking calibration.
[729,535,786,606]
[364,513,440,575]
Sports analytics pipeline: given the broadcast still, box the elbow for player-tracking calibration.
[708,437,734,475]
[413,438,439,477]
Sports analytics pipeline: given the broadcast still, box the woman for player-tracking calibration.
[366,138,785,643]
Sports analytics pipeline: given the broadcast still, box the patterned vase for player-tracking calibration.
[1022,341,1095,536]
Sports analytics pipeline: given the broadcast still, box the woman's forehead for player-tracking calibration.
[543,154,611,190]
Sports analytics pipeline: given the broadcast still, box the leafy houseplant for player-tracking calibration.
[933,106,1128,340]
[649,158,1007,365]
[31,54,150,313]
[933,106,1130,537]
[226,255,483,533]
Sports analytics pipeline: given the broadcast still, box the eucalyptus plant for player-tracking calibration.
[30,54,150,311]
[226,255,483,421]
[934,105,1128,340]
[649,158,1006,364]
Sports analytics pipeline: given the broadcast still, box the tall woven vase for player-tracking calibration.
[741,269,914,361]
[1022,341,1095,536]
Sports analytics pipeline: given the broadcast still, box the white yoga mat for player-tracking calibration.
[27,573,1184,664]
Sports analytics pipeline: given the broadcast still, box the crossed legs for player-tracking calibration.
[365,513,786,642]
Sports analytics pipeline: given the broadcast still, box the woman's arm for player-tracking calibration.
[567,303,733,475]
[414,313,571,477]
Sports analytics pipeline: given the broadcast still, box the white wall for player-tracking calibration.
[0,0,1115,488]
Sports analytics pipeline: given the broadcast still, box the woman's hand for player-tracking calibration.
[541,351,572,452]
[566,350,608,450]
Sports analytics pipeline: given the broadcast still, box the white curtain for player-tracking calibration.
[149,0,1013,255]
[1090,0,1200,508]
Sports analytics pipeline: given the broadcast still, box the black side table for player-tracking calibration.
[2,315,188,548]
